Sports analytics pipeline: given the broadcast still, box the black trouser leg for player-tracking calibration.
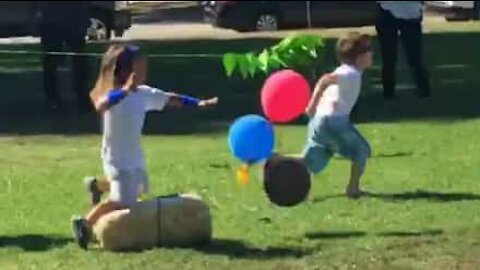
[376,7,399,99]
[399,19,431,97]
[40,26,64,107]
[66,31,90,112]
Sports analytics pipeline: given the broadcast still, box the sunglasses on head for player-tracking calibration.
[115,45,140,74]
[359,44,372,54]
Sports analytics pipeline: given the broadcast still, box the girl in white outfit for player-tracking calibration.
[71,45,218,249]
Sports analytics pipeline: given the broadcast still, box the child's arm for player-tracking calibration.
[305,73,337,117]
[166,94,218,109]
[91,89,129,113]
[90,73,135,113]
[142,86,219,112]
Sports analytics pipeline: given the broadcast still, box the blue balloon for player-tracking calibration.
[228,115,274,164]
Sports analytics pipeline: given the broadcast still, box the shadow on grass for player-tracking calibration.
[101,238,312,257]
[306,229,443,240]
[194,239,312,259]
[372,152,414,158]
[305,231,367,240]
[0,96,229,136]
[0,31,480,135]
[377,230,443,237]
[310,194,345,204]
[0,234,71,251]
[366,190,480,202]
[333,151,414,161]
[312,190,480,203]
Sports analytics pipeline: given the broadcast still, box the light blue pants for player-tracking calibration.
[302,115,371,175]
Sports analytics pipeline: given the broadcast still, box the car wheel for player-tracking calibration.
[87,17,110,41]
[255,14,279,32]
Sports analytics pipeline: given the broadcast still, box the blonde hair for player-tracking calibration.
[336,32,371,65]
[90,45,126,102]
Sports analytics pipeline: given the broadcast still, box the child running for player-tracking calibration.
[301,32,373,198]
[71,45,218,249]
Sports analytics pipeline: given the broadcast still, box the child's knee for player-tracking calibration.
[304,157,329,174]
[358,143,371,160]
[302,145,332,174]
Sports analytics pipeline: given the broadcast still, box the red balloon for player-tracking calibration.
[261,70,311,123]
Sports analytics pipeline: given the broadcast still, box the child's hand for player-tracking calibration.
[198,97,219,108]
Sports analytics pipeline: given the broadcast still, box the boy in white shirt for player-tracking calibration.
[302,33,373,198]
[71,45,218,249]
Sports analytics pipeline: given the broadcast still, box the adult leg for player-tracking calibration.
[40,25,64,110]
[399,19,431,98]
[66,30,91,113]
[473,1,480,20]
[375,7,399,99]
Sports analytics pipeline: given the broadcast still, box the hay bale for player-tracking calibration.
[263,155,311,207]
[93,194,212,251]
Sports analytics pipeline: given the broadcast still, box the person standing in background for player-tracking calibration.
[375,1,431,99]
[37,1,91,113]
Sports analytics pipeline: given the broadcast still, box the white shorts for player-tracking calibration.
[103,162,149,206]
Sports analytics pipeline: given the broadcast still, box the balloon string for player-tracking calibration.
[236,164,250,186]
[275,127,283,154]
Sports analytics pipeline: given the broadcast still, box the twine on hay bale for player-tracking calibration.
[93,193,212,251]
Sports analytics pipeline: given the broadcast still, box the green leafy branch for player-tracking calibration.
[223,34,325,79]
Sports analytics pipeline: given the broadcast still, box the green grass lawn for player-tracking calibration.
[1,25,480,269]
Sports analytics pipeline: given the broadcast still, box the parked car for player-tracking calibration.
[202,1,377,32]
[0,1,131,41]
[426,1,480,21]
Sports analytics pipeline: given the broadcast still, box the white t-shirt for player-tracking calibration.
[101,84,170,170]
[378,1,423,20]
[316,64,362,117]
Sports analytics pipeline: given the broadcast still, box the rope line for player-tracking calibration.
[0,49,224,59]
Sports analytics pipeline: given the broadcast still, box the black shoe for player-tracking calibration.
[84,177,103,206]
[71,216,91,250]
